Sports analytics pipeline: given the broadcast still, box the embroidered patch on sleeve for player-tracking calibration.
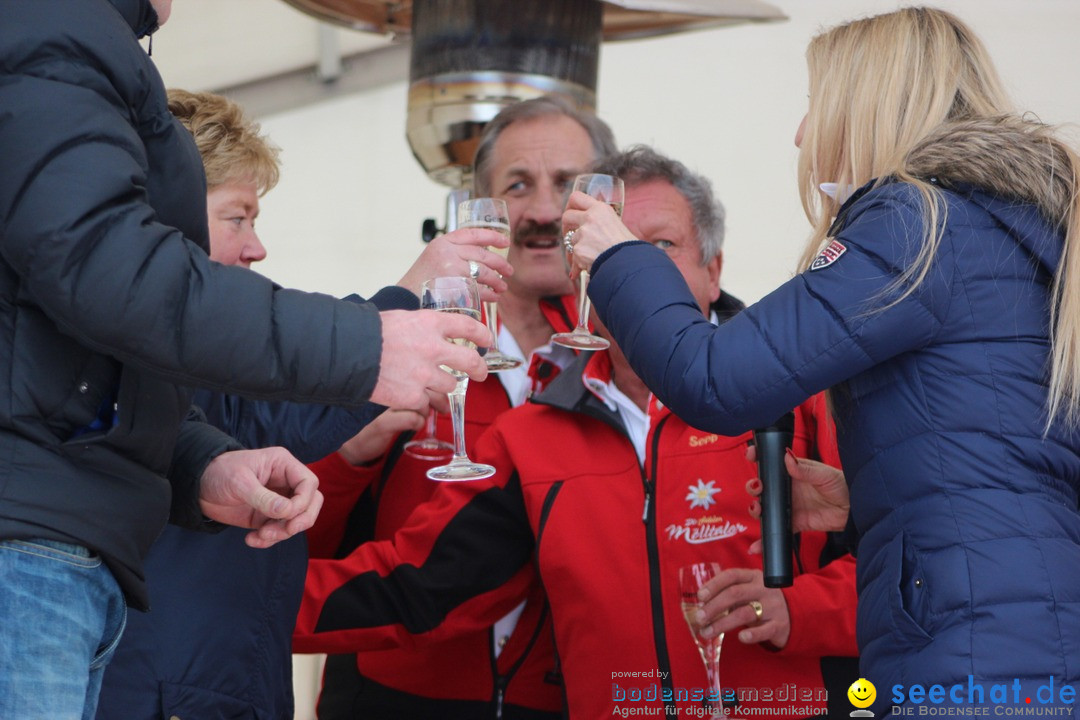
[809,239,847,271]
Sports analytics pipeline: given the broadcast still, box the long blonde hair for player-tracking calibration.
[796,7,1080,429]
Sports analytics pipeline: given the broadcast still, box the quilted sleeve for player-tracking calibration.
[0,74,381,408]
[588,186,950,436]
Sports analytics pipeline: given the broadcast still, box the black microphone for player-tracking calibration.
[753,412,795,588]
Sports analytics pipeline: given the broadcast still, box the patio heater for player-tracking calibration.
[278,0,786,233]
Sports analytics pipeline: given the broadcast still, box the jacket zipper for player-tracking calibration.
[492,482,564,720]
[488,598,553,719]
[644,414,676,714]
[487,381,536,720]
[490,374,542,719]
[489,620,506,719]
[493,668,506,719]
[534,483,570,715]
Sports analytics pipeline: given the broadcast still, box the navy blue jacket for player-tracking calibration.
[589,180,1080,711]
[0,0,384,609]
[97,287,418,720]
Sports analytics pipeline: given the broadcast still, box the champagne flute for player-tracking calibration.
[551,173,623,351]
[402,407,454,461]
[422,276,496,481]
[403,188,472,456]
[679,562,726,716]
[458,198,524,371]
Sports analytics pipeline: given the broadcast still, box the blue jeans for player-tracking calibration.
[0,538,127,720]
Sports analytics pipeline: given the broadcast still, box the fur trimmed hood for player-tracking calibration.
[905,115,1076,232]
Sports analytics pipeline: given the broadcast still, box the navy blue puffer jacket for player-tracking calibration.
[0,0,384,609]
[97,287,417,720]
[590,177,1080,712]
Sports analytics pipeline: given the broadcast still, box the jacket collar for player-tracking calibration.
[531,351,622,431]
[108,0,160,38]
[532,291,746,426]
[539,294,577,336]
[712,288,746,323]
[827,179,882,237]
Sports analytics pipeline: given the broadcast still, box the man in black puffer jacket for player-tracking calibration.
[0,1,498,717]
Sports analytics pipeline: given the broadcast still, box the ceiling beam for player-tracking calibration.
[218,42,409,118]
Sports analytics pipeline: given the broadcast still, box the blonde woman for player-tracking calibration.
[565,6,1080,712]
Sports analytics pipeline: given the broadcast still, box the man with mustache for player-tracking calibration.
[295,145,857,720]
[301,96,618,718]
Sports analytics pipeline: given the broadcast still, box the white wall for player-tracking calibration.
[253,0,1080,309]
[223,2,1080,717]
[150,0,390,90]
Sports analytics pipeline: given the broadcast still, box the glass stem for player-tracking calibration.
[705,660,724,714]
[576,270,592,334]
[424,407,438,437]
[448,378,469,461]
[483,300,501,352]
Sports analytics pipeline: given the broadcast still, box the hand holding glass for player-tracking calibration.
[458,198,523,371]
[551,174,623,350]
[421,276,496,481]
[679,562,726,716]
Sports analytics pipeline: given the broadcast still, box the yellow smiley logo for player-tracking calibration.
[847,678,876,709]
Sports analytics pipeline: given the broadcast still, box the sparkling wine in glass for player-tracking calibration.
[458,198,523,372]
[679,562,726,716]
[422,276,496,481]
[551,173,624,351]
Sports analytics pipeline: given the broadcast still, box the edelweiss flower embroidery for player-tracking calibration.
[685,479,720,510]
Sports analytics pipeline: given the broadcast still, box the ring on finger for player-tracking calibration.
[563,230,576,254]
[468,260,481,279]
[747,600,764,622]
